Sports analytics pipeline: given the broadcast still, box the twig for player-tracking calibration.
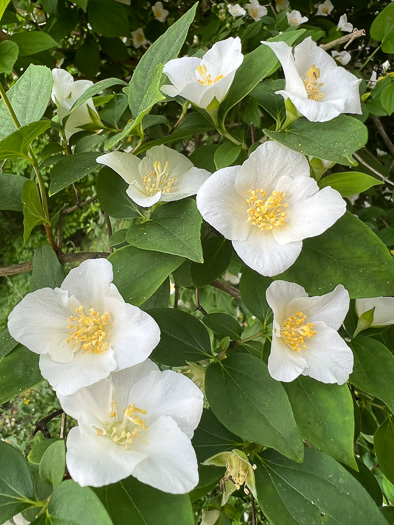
[320,29,366,51]
[60,413,67,439]
[354,152,394,187]
[251,494,257,525]
[102,212,114,253]
[63,196,97,215]
[371,116,394,157]
[250,123,255,145]
[211,279,241,300]
[195,288,207,315]
[32,409,63,439]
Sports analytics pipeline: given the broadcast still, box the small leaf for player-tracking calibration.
[380,83,394,116]
[214,142,242,170]
[88,0,129,37]
[240,266,272,320]
[22,180,47,242]
[202,313,242,340]
[0,173,26,211]
[0,40,19,74]
[318,171,383,197]
[0,328,18,360]
[191,236,232,287]
[28,439,60,466]
[374,417,394,485]
[9,32,58,56]
[0,121,51,161]
[49,152,100,195]
[39,440,66,488]
[30,245,65,292]
[0,0,11,21]
[0,345,41,404]
[96,167,142,219]
[370,3,394,42]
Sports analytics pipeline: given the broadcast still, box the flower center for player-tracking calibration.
[303,65,324,101]
[280,311,316,351]
[251,7,259,18]
[142,160,176,196]
[197,64,224,86]
[246,189,288,230]
[67,305,110,354]
[97,402,148,450]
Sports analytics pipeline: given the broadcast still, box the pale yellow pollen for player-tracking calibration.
[97,402,148,450]
[251,7,259,18]
[197,64,224,86]
[246,189,288,230]
[280,311,316,352]
[226,458,249,492]
[142,160,176,196]
[67,305,110,354]
[303,64,324,101]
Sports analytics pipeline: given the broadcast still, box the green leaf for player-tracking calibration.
[9,32,58,56]
[318,171,383,196]
[278,212,394,298]
[28,438,60,466]
[205,353,304,462]
[0,173,26,211]
[109,246,183,306]
[148,308,211,366]
[191,236,233,287]
[39,440,66,488]
[380,83,394,116]
[255,448,387,525]
[128,64,165,122]
[72,0,88,11]
[0,0,11,21]
[284,376,356,469]
[345,459,383,506]
[0,441,36,523]
[96,167,142,219]
[70,78,127,114]
[88,0,129,37]
[75,37,100,79]
[214,142,242,170]
[370,3,394,42]
[351,337,394,414]
[30,245,65,292]
[375,417,394,485]
[0,64,53,141]
[95,476,194,525]
[264,115,368,166]
[240,266,272,320]
[129,2,197,117]
[0,121,51,161]
[49,152,100,195]
[202,313,242,340]
[250,79,286,122]
[22,180,47,243]
[0,328,18,360]
[140,278,170,310]
[0,345,41,404]
[126,199,203,263]
[0,40,19,74]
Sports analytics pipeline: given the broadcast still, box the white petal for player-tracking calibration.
[196,166,251,241]
[355,297,394,326]
[294,37,337,78]
[268,336,308,382]
[132,415,199,494]
[52,69,74,106]
[161,167,211,202]
[126,185,162,207]
[266,280,308,324]
[64,104,95,140]
[203,37,243,78]
[198,71,237,108]
[144,144,194,177]
[320,66,362,114]
[163,57,202,91]
[109,359,160,404]
[96,151,141,185]
[281,91,345,122]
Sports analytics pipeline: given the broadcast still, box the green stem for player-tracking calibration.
[235,331,263,345]
[206,104,247,150]
[0,81,21,128]
[359,44,382,72]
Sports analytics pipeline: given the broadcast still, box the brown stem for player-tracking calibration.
[63,196,97,215]
[211,279,241,300]
[32,408,63,439]
[354,152,394,187]
[371,116,394,157]
[251,494,257,525]
[320,29,366,51]
[60,412,67,439]
[102,212,114,254]
[195,288,207,315]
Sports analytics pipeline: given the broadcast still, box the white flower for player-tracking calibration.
[131,28,148,49]
[57,360,203,492]
[227,4,246,17]
[51,69,99,141]
[266,280,353,384]
[97,144,210,208]
[355,297,394,327]
[276,0,289,11]
[7,259,160,396]
[196,141,346,277]
[152,1,169,22]
[261,37,362,122]
[286,10,308,26]
[382,60,390,72]
[337,14,353,33]
[4,514,30,525]
[161,37,244,109]
[245,0,268,21]
[331,50,351,66]
[316,0,333,16]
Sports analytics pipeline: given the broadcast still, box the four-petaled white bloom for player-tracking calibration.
[355,297,394,327]
[331,50,351,66]
[266,280,353,384]
[57,360,203,492]
[161,37,244,109]
[287,10,309,26]
[131,28,148,49]
[7,259,160,396]
[196,141,346,277]
[51,69,99,141]
[152,1,169,22]
[337,14,353,33]
[245,0,267,21]
[262,37,362,122]
[227,4,246,17]
[316,0,333,16]
[97,144,210,208]
[276,0,289,11]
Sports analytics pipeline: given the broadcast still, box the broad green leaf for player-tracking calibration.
[70,77,127,114]
[214,142,242,170]
[0,64,53,141]
[109,246,183,306]
[30,245,65,292]
[129,3,197,116]
[28,439,60,466]
[140,278,170,310]
[0,173,26,211]
[49,152,100,195]
[96,167,142,219]
[0,345,41,404]
[191,236,232,287]
[202,313,242,340]
[72,0,88,10]
[240,266,272,320]
[351,337,394,414]
[0,441,37,523]
[22,180,47,243]
[148,308,211,366]
[189,465,222,503]
[0,328,18,360]
[126,199,203,263]
[278,212,394,298]
[88,0,129,37]
[205,353,304,462]
[9,32,58,56]
[0,0,11,21]
[284,376,356,468]
[0,40,18,74]
[318,171,383,196]
[374,417,394,485]
[250,79,286,122]
[95,476,194,525]
[39,440,66,488]
[370,3,394,42]
[345,459,383,506]
[255,448,387,525]
[381,83,394,116]
[264,115,368,166]
[129,64,165,122]
[0,121,51,161]
[75,37,100,79]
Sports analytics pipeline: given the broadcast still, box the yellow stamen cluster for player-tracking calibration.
[246,189,288,230]
[225,457,257,494]
[303,64,324,101]
[97,402,148,450]
[280,311,316,352]
[142,160,176,196]
[197,64,224,86]
[67,305,109,354]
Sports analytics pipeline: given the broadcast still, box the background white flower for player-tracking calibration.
[316,0,333,16]
[331,50,351,66]
[57,360,203,492]
[245,0,267,21]
[152,1,169,22]
[8,259,160,396]
[276,0,289,11]
[262,37,362,122]
[131,28,148,48]
[97,144,210,207]
[161,37,244,109]
[266,280,353,384]
[286,10,308,26]
[227,4,246,17]
[337,14,353,32]
[51,69,98,141]
[196,141,346,277]
[355,297,394,327]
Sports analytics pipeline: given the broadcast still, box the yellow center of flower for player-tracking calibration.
[67,305,110,354]
[280,311,316,351]
[197,65,224,86]
[246,189,288,230]
[251,7,259,18]
[303,65,324,101]
[97,401,148,450]
[142,160,176,196]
